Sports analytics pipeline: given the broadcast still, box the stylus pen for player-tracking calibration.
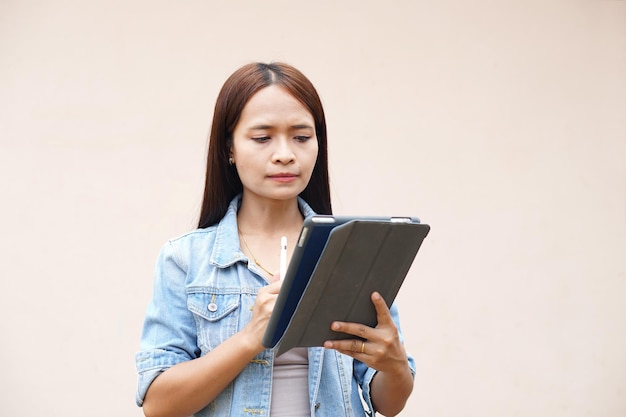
[280,236,287,281]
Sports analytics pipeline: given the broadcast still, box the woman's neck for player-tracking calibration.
[236,194,304,278]
[237,194,304,237]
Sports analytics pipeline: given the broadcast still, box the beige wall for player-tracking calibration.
[1,1,625,416]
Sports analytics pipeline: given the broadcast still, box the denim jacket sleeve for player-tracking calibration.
[353,302,417,414]
[135,240,198,406]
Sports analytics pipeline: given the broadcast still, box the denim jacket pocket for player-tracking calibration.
[187,289,241,353]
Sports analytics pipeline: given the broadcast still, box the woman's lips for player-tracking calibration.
[268,173,297,183]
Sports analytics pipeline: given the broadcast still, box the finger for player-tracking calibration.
[253,281,282,313]
[330,320,370,340]
[323,338,367,356]
[261,280,282,294]
[371,291,393,325]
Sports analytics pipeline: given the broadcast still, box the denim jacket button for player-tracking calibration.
[207,302,218,312]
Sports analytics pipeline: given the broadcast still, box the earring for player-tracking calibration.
[228,157,234,165]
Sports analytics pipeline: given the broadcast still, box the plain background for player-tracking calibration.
[1,1,625,416]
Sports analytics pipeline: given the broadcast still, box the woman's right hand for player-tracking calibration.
[243,277,282,352]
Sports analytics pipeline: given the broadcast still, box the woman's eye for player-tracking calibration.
[294,135,311,142]
[252,136,270,143]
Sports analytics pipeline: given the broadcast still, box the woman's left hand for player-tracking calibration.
[323,291,409,374]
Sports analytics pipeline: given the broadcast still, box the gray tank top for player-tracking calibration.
[270,347,310,416]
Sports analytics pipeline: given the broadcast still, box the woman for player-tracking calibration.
[135,62,415,417]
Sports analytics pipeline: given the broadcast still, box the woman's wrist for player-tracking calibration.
[238,324,266,356]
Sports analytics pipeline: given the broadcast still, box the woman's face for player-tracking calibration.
[231,85,318,204]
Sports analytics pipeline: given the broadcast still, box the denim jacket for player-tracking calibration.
[135,195,416,416]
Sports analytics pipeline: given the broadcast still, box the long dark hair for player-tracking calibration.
[198,62,332,228]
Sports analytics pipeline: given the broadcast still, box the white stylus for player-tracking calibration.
[280,236,287,281]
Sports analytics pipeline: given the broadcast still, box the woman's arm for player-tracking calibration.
[142,280,282,417]
[143,330,258,417]
[323,292,414,417]
[369,356,414,416]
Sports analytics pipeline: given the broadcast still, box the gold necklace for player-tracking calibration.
[238,230,274,277]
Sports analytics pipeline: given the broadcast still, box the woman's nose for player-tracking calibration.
[272,138,295,164]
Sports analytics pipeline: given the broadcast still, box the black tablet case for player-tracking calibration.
[262,216,430,356]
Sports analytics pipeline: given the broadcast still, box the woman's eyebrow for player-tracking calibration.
[291,124,314,130]
[248,124,273,130]
[248,123,313,131]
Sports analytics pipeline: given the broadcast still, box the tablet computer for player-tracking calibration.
[262,215,430,354]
